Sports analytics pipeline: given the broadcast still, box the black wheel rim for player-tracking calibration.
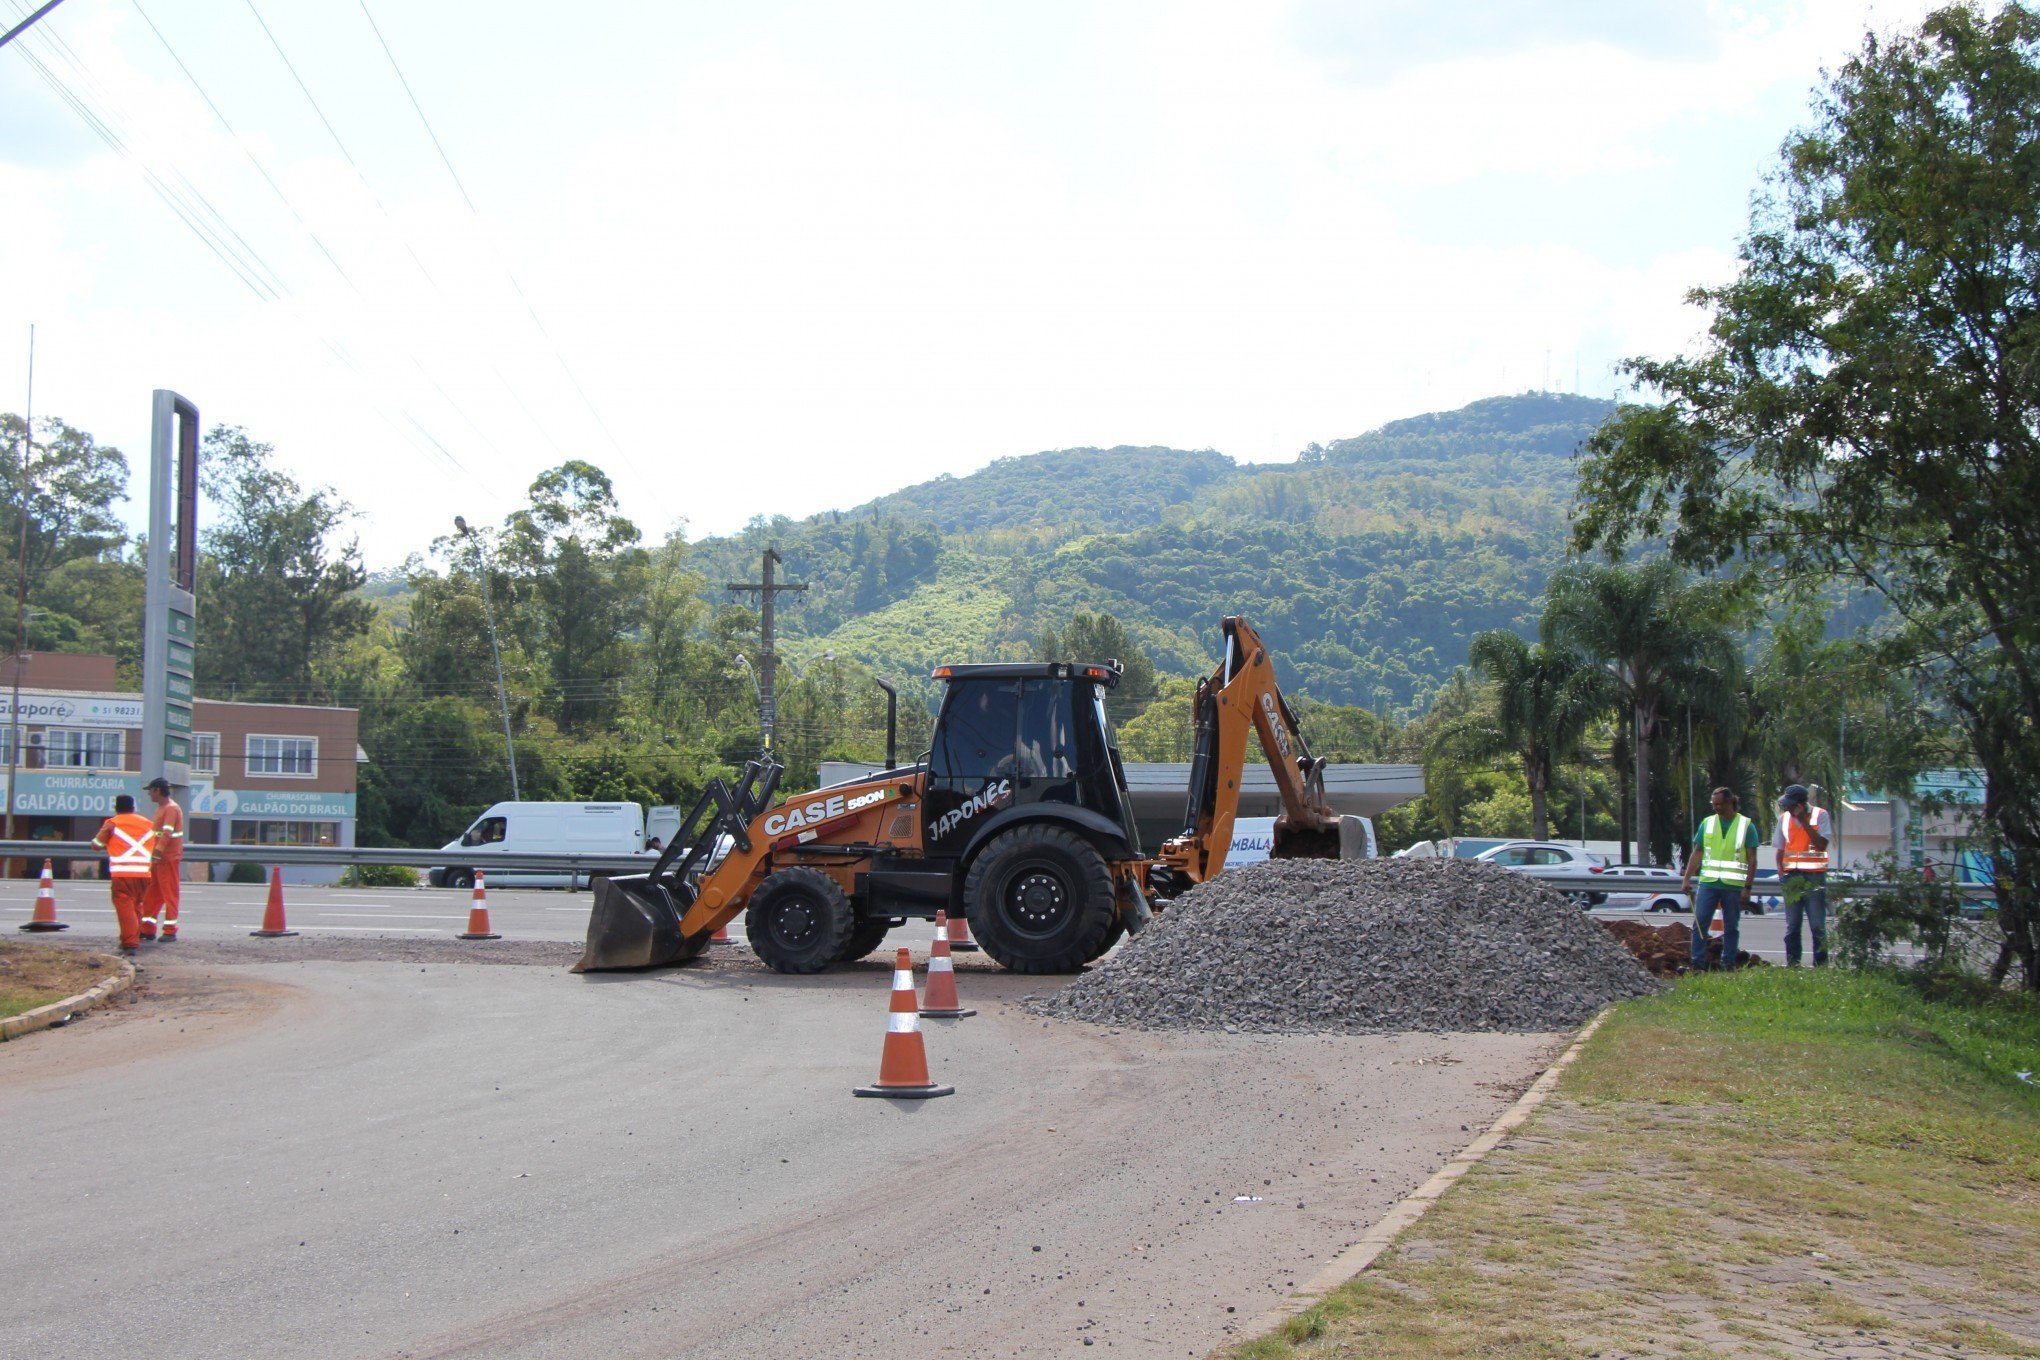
[766,895,822,949]
[1000,861,1075,939]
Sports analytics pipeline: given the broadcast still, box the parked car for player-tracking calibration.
[1592,865,1690,914]
[1472,841,1609,905]
[1392,836,1511,860]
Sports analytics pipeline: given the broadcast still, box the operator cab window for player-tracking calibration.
[463,816,507,847]
[932,680,1021,781]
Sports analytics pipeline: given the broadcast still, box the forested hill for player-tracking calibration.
[687,392,1614,710]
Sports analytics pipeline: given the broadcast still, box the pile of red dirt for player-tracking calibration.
[1598,918,1765,975]
[1600,919,1692,976]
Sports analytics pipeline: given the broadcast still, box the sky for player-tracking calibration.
[0,0,1939,569]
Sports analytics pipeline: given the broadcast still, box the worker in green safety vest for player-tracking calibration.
[1679,786,1759,969]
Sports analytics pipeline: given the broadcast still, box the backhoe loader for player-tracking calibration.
[574,615,1340,975]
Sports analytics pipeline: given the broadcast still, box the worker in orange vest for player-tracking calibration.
[143,776,186,943]
[1775,783,1833,966]
[90,794,157,956]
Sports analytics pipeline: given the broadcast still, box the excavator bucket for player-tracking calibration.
[572,873,710,972]
[1272,819,1342,860]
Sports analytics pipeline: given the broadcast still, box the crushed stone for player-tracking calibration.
[1029,857,1661,1034]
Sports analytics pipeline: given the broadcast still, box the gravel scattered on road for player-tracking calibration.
[1031,857,1662,1034]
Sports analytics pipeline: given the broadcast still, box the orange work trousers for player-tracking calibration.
[110,876,149,949]
[143,857,182,939]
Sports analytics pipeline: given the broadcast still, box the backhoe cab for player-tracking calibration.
[574,615,1340,976]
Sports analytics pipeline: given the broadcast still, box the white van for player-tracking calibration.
[1223,814,1377,870]
[431,802,649,888]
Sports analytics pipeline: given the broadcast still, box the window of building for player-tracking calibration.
[246,735,317,777]
[0,726,13,766]
[45,728,124,770]
[229,820,339,846]
[191,732,220,777]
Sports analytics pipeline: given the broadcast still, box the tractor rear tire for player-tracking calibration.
[835,915,895,963]
[964,825,1117,974]
[746,868,854,974]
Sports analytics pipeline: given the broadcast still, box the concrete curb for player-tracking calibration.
[0,955,138,1042]
[1246,1007,1613,1336]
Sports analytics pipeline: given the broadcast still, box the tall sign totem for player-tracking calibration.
[143,390,198,790]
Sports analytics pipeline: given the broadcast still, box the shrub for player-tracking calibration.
[339,864,421,889]
[1833,861,1974,977]
[226,862,267,884]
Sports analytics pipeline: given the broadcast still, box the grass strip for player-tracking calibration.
[0,940,117,1020]
[1226,968,2040,1358]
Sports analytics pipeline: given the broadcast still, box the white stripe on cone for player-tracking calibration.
[887,1012,919,1034]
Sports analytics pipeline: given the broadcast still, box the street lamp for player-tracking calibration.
[454,516,520,800]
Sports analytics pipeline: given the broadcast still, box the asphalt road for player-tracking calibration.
[0,951,1559,1358]
[1,876,1833,962]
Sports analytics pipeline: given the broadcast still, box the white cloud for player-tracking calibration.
[0,0,1931,565]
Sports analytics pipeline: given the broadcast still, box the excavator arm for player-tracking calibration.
[1157,615,1340,887]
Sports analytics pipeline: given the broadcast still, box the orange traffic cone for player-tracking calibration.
[711,921,731,944]
[919,910,976,1019]
[458,870,501,940]
[946,911,979,953]
[252,867,298,937]
[19,859,68,932]
[853,947,954,1099]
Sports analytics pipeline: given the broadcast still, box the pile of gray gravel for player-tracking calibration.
[1031,857,1660,1034]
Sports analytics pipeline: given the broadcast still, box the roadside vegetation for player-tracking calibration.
[0,942,116,1020]
[1227,967,2040,1360]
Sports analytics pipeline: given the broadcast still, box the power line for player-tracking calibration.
[0,0,68,52]
[353,0,640,477]
[130,0,358,292]
[3,2,488,488]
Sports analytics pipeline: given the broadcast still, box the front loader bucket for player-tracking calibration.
[572,873,711,972]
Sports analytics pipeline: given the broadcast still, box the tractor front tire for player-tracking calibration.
[964,825,1117,974]
[834,915,896,963]
[746,868,854,974]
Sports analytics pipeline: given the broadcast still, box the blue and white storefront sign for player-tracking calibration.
[6,771,136,815]
[189,782,355,820]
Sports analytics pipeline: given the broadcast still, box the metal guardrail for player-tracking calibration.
[1528,868,1998,902]
[0,840,658,873]
[0,841,2002,900]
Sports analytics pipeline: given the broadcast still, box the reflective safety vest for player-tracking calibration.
[1699,813,1753,886]
[1780,807,1830,873]
[155,800,186,860]
[94,813,158,878]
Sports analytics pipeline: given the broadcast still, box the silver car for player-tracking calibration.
[1473,841,1609,906]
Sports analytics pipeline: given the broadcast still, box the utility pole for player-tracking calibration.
[727,547,806,753]
[455,517,518,800]
[6,324,33,865]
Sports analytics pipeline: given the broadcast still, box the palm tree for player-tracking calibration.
[1545,559,1741,865]
[1460,630,1609,840]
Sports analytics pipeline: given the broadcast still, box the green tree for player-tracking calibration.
[1459,630,1610,840]
[1543,560,1740,865]
[0,413,129,602]
[197,425,373,703]
[1036,611,1159,722]
[1575,4,2040,982]
[501,461,646,733]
